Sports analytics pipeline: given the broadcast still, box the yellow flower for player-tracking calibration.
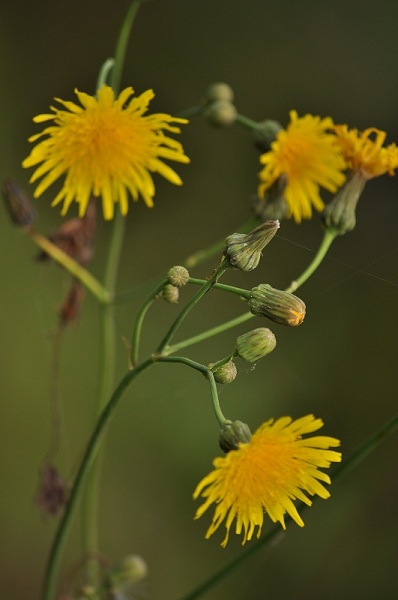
[333,124,398,179]
[258,111,346,223]
[193,415,341,547]
[22,85,190,220]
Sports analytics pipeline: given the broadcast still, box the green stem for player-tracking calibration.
[285,228,339,293]
[165,312,254,356]
[29,229,109,304]
[158,356,228,427]
[235,113,260,130]
[130,279,168,366]
[178,105,204,120]
[180,412,398,600]
[189,277,250,298]
[96,58,115,89]
[42,358,155,600]
[111,0,143,93]
[156,263,227,355]
[82,212,126,582]
[184,216,258,269]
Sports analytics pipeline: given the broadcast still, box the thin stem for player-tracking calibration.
[110,0,142,93]
[82,213,126,581]
[178,105,204,120]
[286,228,339,293]
[165,312,254,356]
[29,229,110,304]
[184,216,258,269]
[158,356,228,427]
[130,279,168,366]
[42,358,155,600]
[156,263,227,355]
[96,58,115,89]
[235,113,259,130]
[180,412,398,600]
[188,277,250,298]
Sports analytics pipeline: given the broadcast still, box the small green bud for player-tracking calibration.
[235,327,276,362]
[322,172,366,235]
[204,82,234,103]
[168,265,190,287]
[224,220,280,272]
[253,119,283,152]
[219,420,252,453]
[249,284,306,326]
[204,100,237,127]
[210,360,237,384]
[108,554,148,588]
[162,284,179,303]
[2,179,36,228]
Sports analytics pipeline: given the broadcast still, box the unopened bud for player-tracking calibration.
[224,220,280,272]
[163,284,179,303]
[108,554,148,589]
[168,265,190,287]
[253,120,283,152]
[322,171,366,235]
[249,284,306,326]
[2,179,36,227]
[219,420,252,453]
[210,360,237,384]
[235,327,276,362]
[204,100,237,127]
[204,82,234,103]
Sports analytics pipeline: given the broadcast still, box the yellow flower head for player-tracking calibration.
[333,124,398,179]
[194,414,341,547]
[22,85,190,220]
[258,111,346,223]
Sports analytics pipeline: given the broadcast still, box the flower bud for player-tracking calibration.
[204,100,237,127]
[167,265,190,287]
[235,327,276,362]
[162,284,179,303]
[322,171,366,235]
[108,554,148,588]
[204,82,234,103]
[210,360,237,384]
[249,284,306,326]
[219,420,252,453]
[2,179,36,228]
[224,220,280,272]
[253,119,283,152]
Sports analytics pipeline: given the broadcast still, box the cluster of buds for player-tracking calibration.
[162,265,190,304]
[202,82,237,127]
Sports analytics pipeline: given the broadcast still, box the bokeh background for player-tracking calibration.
[1,1,398,599]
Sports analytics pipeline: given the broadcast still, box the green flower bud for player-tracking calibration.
[204,100,237,127]
[167,265,190,287]
[162,284,179,303]
[219,420,252,453]
[224,220,280,272]
[210,360,237,384]
[235,327,276,362]
[2,179,36,228]
[322,171,366,235]
[253,119,283,152]
[108,554,148,588]
[249,284,306,326]
[204,82,234,103]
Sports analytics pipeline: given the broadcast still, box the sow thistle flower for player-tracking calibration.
[324,125,398,233]
[258,111,346,223]
[194,415,341,547]
[22,85,190,220]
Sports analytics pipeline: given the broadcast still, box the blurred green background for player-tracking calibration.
[1,1,398,599]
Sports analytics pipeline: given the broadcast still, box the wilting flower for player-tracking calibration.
[194,415,341,547]
[22,85,190,220]
[258,111,346,223]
